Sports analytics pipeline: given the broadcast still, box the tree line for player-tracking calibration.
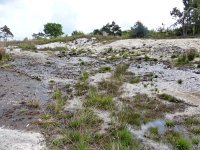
[1,0,200,41]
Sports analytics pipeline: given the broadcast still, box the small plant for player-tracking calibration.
[99,66,111,72]
[177,79,183,84]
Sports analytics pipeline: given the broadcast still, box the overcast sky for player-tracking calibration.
[0,0,183,39]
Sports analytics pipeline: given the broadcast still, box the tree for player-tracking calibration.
[32,32,45,39]
[130,21,148,38]
[93,29,102,35]
[43,23,64,38]
[71,30,85,36]
[170,0,200,36]
[0,25,14,41]
[101,21,122,36]
[0,25,14,47]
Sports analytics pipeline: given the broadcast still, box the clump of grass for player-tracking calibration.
[79,72,89,82]
[26,100,40,108]
[129,76,140,84]
[192,136,200,145]
[75,72,89,96]
[190,127,200,134]
[99,66,112,72]
[165,120,175,128]
[19,42,37,50]
[113,64,129,80]
[177,79,183,84]
[48,90,67,114]
[98,79,122,96]
[68,109,102,129]
[176,137,192,150]
[164,131,192,150]
[175,50,197,66]
[185,117,200,126]
[114,128,133,146]
[158,93,181,103]
[84,89,113,110]
[149,127,159,135]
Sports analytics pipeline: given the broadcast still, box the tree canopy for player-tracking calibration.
[130,21,148,38]
[0,25,14,41]
[43,23,64,38]
[171,0,200,36]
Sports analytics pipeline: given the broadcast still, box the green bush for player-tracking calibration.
[130,21,148,38]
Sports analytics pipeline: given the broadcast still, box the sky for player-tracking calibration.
[0,0,183,39]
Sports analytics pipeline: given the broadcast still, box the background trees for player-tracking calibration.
[171,0,200,36]
[93,21,122,36]
[0,25,14,46]
[130,21,148,38]
[43,23,64,38]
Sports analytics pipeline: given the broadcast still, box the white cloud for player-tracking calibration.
[0,0,183,39]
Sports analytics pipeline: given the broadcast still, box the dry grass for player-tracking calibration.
[0,48,5,60]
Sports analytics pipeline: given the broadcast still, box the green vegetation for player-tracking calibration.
[113,64,129,80]
[158,93,181,103]
[48,90,67,114]
[99,66,112,72]
[149,127,159,135]
[177,79,183,84]
[130,21,148,38]
[71,30,85,36]
[75,72,89,96]
[19,42,37,50]
[165,120,175,128]
[84,89,113,110]
[98,79,122,96]
[44,23,64,38]
[129,76,140,84]
[0,48,5,60]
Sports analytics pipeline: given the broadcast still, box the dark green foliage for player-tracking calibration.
[158,93,181,103]
[130,21,148,38]
[44,23,64,37]
[71,30,85,36]
[0,25,14,40]
[94,21,122,36]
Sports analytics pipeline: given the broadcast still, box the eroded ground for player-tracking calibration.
[1,38,200,149]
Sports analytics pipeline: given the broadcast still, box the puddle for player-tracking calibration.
[142,120,166,135]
